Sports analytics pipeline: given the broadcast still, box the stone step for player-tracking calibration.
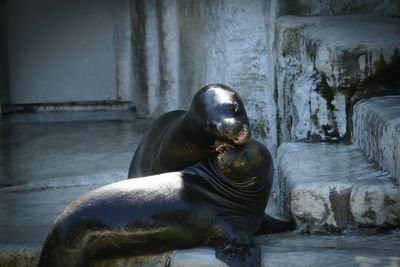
[281,0,400,16]
[277,142,400,232]
[275,15,400,142]
[353,95,400,183]
[2,232,400,267]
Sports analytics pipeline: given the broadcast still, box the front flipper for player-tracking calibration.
[210,219,261,267]
[215,238,261,267]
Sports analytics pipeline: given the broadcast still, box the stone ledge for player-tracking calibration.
[277,15,400,89]
[277,142,400,232]
[0,246,40,267]
[275,15,400,142]
[353,95,400,183]
[280,0,400,16]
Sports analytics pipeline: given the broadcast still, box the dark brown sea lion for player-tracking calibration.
[38,139,272,267]
[128,83,251,178]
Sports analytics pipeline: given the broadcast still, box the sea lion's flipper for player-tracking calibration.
[256,214,296,235]
[215,238,261,267]
[212,219,261,267]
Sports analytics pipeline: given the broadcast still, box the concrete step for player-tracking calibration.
[353,95,400,183]
[275,15,400,142]
[282,0,400,16]
[277,142,399,232]
[2,232,400,267]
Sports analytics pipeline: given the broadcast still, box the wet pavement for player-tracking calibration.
[0,112,152,246]
[0,113,151,187]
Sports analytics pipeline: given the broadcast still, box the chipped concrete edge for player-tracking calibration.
[0,246,228,267]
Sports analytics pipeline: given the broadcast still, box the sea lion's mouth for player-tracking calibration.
[215,141,235,154]
[215,141,238,172]
[216,149,232,170]
[214,124,250,153]
[232,125,249,145]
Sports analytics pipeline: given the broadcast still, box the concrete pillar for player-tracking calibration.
[112,0,134,102]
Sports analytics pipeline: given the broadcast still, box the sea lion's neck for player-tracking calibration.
[203,157,266,194]
[182,158,267,231]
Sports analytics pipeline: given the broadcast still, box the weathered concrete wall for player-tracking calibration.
[131,0,181,116]
[177,0,208,107]
[112,0,134,102]
[280,0,400,16]
[204,0,278,154]
[131,0,279,154]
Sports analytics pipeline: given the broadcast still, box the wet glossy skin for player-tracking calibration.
[128,84,251,178]
[38,140,273,267]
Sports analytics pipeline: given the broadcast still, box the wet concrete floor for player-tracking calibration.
[0,112,152,245]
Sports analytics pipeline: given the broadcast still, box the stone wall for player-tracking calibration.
[131,0,279,154]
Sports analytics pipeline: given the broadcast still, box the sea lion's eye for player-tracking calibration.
[226,103,238,113]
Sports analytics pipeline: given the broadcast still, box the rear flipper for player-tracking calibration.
[215,238,261,267]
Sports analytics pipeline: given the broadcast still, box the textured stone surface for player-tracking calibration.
[277,142,400,232]
[353,96,400,183]
[276,15,400,143]
[280,0,400,16]
[2,232,400,267]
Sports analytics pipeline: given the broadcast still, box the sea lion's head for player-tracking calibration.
[217,139,272,185]
[187,84,251,152]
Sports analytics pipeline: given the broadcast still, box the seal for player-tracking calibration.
[128,83,251,178]
[38,139,273,267]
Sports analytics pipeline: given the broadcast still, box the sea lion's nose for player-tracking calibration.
[216,119,250,145]
[232,124,250,145]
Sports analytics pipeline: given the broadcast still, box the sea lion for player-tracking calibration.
[128,83,251,178]
[38,139,273,267]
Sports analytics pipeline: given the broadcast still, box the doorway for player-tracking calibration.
[6,0,118,105]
